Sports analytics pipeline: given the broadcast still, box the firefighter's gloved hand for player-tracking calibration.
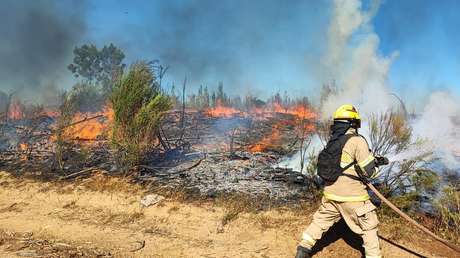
[313,175,325,189]
[375,156,389,167]
[295,246,311,258]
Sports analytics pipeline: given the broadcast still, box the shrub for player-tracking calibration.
[110,61,171,168]
[367,111,438,197]
[434,183,460,243]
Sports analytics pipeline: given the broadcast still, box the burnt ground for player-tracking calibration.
[0,111,316,203]
[1,111,459,257]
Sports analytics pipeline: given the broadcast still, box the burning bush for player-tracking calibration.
[110,61,171,168]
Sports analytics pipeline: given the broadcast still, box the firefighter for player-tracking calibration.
[295,104,383,258]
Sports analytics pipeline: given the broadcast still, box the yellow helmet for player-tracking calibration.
[333,104,361,127]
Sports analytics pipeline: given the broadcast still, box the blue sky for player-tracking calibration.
[373,0,460,102]
[2,0,460,105]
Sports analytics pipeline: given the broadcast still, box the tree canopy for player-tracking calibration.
[68,43,125,94]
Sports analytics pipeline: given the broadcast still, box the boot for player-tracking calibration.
[295,245,311,258]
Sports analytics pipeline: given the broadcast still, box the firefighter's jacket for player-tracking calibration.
[323,128,377,202]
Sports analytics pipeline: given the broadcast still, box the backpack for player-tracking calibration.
[317,134,357,182]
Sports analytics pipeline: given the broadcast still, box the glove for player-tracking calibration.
[295,246,311,258]
[375,156,389,167]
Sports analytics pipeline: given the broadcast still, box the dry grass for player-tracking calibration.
[253,214,280,230]
[215,193,262,226]
[59,202,144,227]
[0,202,26,213]
[76,172,143,194]
[0,230,111,257]
[168,205,180,213]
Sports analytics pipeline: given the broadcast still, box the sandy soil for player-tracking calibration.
[0,171,456,258]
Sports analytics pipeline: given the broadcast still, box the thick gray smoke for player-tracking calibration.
[393,92,460,169]
[0,0,86,104]
[115,0,328,94]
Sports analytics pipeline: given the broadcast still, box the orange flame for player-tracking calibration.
[273,103,317,120]
[205,104,242,118]
[64,105,114,141]
[8,100,24,120]
[249,124,282,152]
[18,143,28,151]
[204,99,317,121]
[248,104,317,152]
[42,109,60,118]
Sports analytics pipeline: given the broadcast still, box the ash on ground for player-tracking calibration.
[137,151,314,202]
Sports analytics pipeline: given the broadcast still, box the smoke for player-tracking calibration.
[107,0,328,94]
[280,0,460,173]
[318,0,460,170]
[320,0,398,118]
[0,0,86,103]
[410,92,460,168]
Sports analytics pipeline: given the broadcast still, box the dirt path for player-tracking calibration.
[0,171,456,258]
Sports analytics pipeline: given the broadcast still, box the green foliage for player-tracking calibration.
[411,169,439,194]
[110,61,171,167]
[68,43,125,95]
[434,181,460,243]
[434,184,460,243]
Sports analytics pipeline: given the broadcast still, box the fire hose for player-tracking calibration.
[365,179,460,253]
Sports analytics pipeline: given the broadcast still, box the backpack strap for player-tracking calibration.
[341,160,357,171]
[339,133,362,182]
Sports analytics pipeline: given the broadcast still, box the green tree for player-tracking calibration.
[68,43,125,95]
[110,61,171,168]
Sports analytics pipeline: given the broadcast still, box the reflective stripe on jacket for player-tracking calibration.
[323,128,376,202]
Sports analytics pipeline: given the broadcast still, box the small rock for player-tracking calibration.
[216,223,224,234]
[206,189,217,198]
[109,165,118,172]
[140,194,165,207]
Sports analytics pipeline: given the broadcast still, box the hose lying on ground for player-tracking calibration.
[366,182,460,253]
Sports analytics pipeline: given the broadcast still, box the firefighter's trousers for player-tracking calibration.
[300,197,381,258]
